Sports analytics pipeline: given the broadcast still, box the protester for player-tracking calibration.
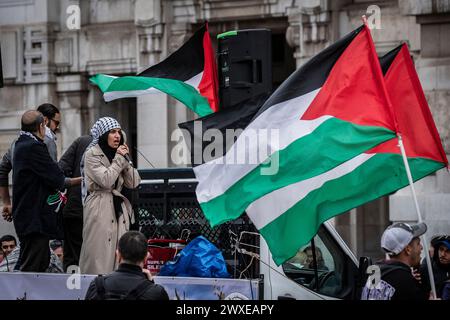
[50,240,64,264]
[361,222,429,300]
[1,234,17,257]
[0,244,20,272]
[11,110,78,272]
[36,103,61,161]
[420,234,450,299]
[0,235,17,269]
[0,243,64,273]
[85,231,169,300]
[58,135,93,271]
[303,246,328,270]
[79,117,140,275]
[1,103,63,222]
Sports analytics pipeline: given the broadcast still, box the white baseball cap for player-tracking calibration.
[381,222,427,255]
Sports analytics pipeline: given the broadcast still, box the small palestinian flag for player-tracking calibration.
[90,23,219,117]
[193,25,398,264]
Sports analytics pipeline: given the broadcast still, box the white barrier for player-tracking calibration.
[0,272,259,300]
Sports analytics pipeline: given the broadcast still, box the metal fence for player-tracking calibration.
[135,168,259,278]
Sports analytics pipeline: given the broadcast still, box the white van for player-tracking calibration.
[137,168,364,300]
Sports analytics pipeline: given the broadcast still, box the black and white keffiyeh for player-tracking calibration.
[19,130,39,142]
[81,117,121,204]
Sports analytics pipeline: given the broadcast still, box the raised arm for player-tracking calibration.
[84,150,128,190]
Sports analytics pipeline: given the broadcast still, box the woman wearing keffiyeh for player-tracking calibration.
[79,117,141,275]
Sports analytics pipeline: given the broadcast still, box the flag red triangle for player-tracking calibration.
[301,26,396,132]
[368,44,448,166]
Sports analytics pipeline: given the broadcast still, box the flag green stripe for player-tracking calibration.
[90,74,213,117]
[199,118,396,227]
[259,155,444,265]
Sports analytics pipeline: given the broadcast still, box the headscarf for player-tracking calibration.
[98,131,124,164]
[81,117,121,205]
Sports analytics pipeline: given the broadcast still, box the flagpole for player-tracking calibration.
[397,133,437,299]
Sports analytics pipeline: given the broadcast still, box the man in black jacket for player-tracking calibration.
[1,103,62,222]
[361,222,429,300]
[12,110,68,272]
[420,235,450,298]
[58,135,92,271]
[85,231,169,300]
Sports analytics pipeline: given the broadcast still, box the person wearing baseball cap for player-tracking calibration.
[420,234,450,299]
[361,222,429,300]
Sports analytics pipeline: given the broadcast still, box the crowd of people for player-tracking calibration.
[0,103,448,300]
[361,223,450,300]
[0,104,168,300]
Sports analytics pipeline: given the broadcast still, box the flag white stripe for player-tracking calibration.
[103,72,203,102]
[194,88,322,203]
[246,153,375,229]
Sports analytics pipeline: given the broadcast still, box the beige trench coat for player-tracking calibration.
[79,144,141,275]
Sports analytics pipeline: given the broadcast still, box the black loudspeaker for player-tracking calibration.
[217,29,272,109]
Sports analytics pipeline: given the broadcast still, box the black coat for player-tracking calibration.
[85,263,169,300]
[420,247,450,298]
[361,260,428,300]
[12,134,65,239]
[58,135,92,218]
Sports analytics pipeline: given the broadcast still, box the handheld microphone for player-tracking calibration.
[124,154,133,166]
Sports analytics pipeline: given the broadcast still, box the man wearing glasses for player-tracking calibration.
[0,103,63,222]
[37,103,61,162]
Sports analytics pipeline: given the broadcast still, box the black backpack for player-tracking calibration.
[94,275,152,300]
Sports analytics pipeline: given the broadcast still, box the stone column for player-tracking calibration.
[167,23,196,167]
[56,74,89,154]
[286,0,332,68]
[135,0,169,168]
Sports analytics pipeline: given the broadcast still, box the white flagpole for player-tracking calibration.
[397,133,437,299]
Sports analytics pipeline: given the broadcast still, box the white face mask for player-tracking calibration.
[38,122,46,139]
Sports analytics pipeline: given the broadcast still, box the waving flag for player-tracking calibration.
[193,25,397,239]
[246,44,448,265]
[90,24,219,117]
[178,92,270,165]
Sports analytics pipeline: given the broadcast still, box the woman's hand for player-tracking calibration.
[116,144,130,158]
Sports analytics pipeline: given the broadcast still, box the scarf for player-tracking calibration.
[80,117,121,205]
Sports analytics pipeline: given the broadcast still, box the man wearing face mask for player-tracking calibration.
[79,117,141,275]
[1,103,64,222]
[12,111,70,272]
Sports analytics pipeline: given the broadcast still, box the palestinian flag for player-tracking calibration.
[90,23,219,117]
[178,92,270,165]
[194,25,397,236]
[245,44,448,265]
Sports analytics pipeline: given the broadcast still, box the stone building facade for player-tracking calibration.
[0,0,449,259]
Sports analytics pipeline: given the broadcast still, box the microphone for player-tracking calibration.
[124,154,133,166]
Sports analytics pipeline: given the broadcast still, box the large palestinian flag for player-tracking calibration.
[193,25,397,237]
[245,44,448,265]
[90,24,219,117]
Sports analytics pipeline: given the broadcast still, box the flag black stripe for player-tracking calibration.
[138,25,206,82]
[178,92,270,166]
[379,44,403,75]
[254,25,364,118]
